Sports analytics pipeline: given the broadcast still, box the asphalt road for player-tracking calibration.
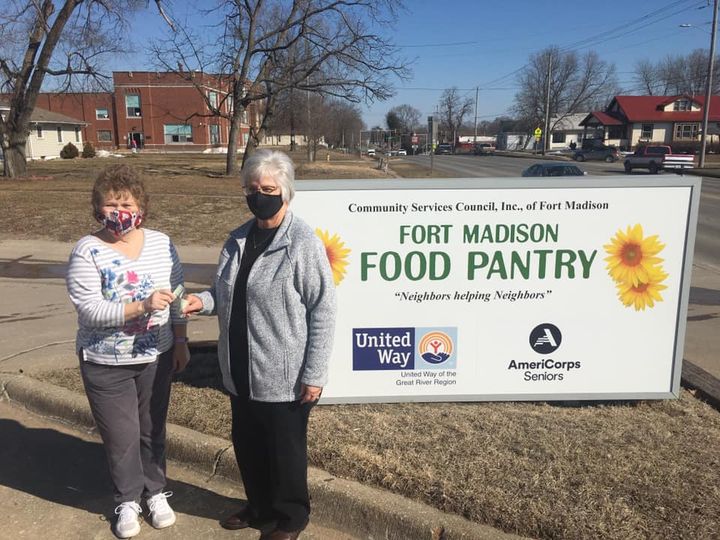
[401,154,718,269]
[696,175,720,270]
[403,153,626,177]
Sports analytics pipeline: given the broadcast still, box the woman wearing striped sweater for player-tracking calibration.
[66,165,189,539]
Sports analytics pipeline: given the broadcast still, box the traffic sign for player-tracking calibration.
[534,127,542,140]
[411,134,419,144]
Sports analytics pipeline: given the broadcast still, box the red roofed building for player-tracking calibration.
[580,95,720,150]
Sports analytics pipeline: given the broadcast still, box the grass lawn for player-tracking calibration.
[5,152,720,539]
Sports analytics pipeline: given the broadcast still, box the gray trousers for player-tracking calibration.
[79,349,174,503]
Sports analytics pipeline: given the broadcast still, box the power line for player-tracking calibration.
[476,0,702,89]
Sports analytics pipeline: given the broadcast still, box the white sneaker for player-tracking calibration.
[146,491,176,529]
[114,501,142,538]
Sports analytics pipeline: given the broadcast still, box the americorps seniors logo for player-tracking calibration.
[352,326,457,371]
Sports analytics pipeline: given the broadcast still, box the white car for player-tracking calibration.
[397,149,407,156]
[367,148,375,156]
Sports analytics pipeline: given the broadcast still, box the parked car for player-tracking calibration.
[521,163,586,177]
[623,145,695,174]
[397,149,407,156]
[435,144,453,155]
[366,148,375,156]
[474,143,496,155]
[573,145,618,163]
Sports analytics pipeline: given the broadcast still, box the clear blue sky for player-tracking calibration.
[128,0,716,129]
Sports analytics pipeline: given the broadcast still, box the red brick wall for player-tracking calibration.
[30,71,257,152]
[33,93,117,149]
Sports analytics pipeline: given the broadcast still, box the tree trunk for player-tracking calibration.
[242,136,258,168]
[226,112,242,176]
[2,141,28,178]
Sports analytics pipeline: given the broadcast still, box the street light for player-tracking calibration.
[680,1,718,168]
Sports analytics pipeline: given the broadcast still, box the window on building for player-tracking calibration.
[97,130,112,142]
[96,108,109,119]
[227,95,233,114]
[36,126,43,138]
[57,126,63,142]
[75,127,81,142]
[208,91,218,110]
[641,124,653,140]
[209,124,220,145]
[125,94,142,117]
[242,110,248,124]
[608,126,625,139]
[552,132,566,143]
[674,123,699,140]
[164,124,193,144]
[674,99,691,111]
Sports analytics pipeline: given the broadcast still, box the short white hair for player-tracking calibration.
[240,149,295,203]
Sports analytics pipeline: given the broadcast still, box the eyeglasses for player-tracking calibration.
[243,185,280,196]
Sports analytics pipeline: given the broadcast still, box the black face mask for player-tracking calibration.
[246,192,284,220]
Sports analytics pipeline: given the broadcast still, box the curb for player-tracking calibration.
[0,373,527,540]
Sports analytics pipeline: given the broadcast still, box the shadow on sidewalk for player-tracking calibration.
[0,419,242,524]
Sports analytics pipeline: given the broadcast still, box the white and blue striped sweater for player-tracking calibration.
[66,229,185,365]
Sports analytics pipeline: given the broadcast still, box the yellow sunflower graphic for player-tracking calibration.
[315,229,351,286]
[616,268,668,311]
[604,224,665,287]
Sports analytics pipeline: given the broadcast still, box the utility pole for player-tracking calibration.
[542,52,553,156]
[700,0,719,168]
[473,86,479,148]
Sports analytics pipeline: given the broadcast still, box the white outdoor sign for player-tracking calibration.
[291,177,701,404]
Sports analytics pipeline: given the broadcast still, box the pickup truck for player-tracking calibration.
[623,145,695,174]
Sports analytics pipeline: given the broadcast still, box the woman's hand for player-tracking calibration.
[173,342,191,373]
[300,384,322,404]
[143,289,176,313]
[182,294,204,317]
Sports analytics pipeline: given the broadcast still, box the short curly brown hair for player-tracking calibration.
[91,164,149,219]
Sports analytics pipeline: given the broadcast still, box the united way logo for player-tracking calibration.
[415,327,457,370]
[352,326,458,371]
[352,328,415,371]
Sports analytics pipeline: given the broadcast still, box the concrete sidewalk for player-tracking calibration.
[0,399,357,540]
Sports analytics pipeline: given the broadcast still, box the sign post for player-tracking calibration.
[534,127,542,154]
[428,116,437,173]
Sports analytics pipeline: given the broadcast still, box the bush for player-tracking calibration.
[81,142,96,158]
[60,142,79,159]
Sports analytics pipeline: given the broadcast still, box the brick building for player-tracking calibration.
[31,71,260,152]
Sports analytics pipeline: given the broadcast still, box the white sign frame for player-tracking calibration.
[292,176,702,404]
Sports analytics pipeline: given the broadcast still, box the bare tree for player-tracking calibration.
[386,103,420,134]
[0,0,162,178]
[323,100,363,148]
[513,47,617,136]
[633,59,662,95]
[153,0,409,174]
[633,49,720,95]
[437,87,473,144]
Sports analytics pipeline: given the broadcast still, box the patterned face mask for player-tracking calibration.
[99,209,143,237]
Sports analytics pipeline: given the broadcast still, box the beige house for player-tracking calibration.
[580,95,720,150]
[548,113,590,149]
[1,102,86,160]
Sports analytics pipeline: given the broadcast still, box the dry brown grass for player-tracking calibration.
[0,150,393,244]
[39,355,720,540]
[9,153,720,539]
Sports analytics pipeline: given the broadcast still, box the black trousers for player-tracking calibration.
[230,395,315,531]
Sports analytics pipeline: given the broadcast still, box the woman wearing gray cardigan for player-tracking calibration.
[184,150,336,540]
